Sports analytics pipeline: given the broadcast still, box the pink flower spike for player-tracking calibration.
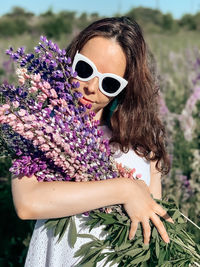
[31,80,37,87]
[45,126,54,133]
[13,101,19,108]
[40,87,49,96]
[33,73,41,82]
[18,109,26,117]
[24,73,30,79]
[50,99,58,106]
[136,173,142,179]
[14,123,24,133]
[37,94,47,102]
[24,131,34,139]
[24,124,32,130]
[43,81,51,89]
[2,104,10,111]
[59,99,68,108]
[30,86,38,93]
[33,139,39,146]
[50,89,58,98]
[21,68,27,74]
[40,144,50,152]
[7,114,17,121]
[19,78,25,85]
[0,115,7,123]
[35,130,43,136]
[37,136,45,144]
[9,120,17,127]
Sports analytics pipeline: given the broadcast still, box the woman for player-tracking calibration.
[12,17,172,266]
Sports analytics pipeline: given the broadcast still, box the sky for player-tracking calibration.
[0,0,200,19]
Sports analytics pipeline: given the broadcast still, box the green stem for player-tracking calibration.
[170,237,200,261]
[180,212,200,230]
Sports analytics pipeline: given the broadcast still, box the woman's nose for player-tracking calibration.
[84,77,99,94]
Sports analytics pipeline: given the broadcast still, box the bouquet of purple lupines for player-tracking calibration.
[1,37,200,267]
[0,36,119,183]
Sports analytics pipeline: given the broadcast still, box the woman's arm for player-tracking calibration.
[11,175,128,220]
[149,160,162,199]
[12,174,172,244]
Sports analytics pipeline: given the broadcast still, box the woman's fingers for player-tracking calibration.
[129,220,138,240]
[154,204,174,223]
[150,213,170,243]
[141,219,151,244]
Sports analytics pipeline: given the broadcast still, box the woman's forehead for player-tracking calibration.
[80,36,126,77]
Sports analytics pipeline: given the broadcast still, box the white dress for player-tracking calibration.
[25,126,150,267]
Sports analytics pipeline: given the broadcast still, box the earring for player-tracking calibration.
[109,97,119,113]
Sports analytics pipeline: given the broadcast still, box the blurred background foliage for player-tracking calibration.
[0,5,200,266]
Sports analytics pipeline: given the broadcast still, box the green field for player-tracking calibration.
[0,27,200,266]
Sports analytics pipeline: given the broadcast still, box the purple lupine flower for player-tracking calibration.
[1,36,120,185]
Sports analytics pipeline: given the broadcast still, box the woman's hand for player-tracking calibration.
[123,179,173,245]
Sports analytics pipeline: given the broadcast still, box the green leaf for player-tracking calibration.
[143,250,150,261]
[77,233,99,241]
[129,251,146,265]
[96,213,114,220]
[54,217,67,237]
[102,253,116,267]
[57,217,71,242]
[177,216,185,223]
[155,238,160,259]
[158,249,166,265]
[172,209,181,221]
[111,227,123,245]
[118,227,127,246]
[44,218,59,230]
[124,247,144,257]
[79,251,101,267]
[103,217,117,225]
[131,237,143,247]
[74,241,97,258]
[152,226,159,239]
[108,255,124,266]
[115,242,132,252]
[68,216,77,248]
[78,248,103,265]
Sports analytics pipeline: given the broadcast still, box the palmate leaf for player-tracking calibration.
[44,217,71,243]
[74,198,200,266]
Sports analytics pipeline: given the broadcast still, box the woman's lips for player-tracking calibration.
[79,97,94,105]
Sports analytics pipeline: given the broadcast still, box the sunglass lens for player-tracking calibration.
[75,60,93,79]
[102,77,121,93]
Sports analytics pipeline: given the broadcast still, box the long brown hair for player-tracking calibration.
[66,17,170,174]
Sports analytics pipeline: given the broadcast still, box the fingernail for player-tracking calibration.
[166,237,170,243]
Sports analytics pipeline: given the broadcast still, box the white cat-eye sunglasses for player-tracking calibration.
[72,51,128,97]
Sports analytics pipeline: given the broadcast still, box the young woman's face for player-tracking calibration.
[73,36,126,120]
